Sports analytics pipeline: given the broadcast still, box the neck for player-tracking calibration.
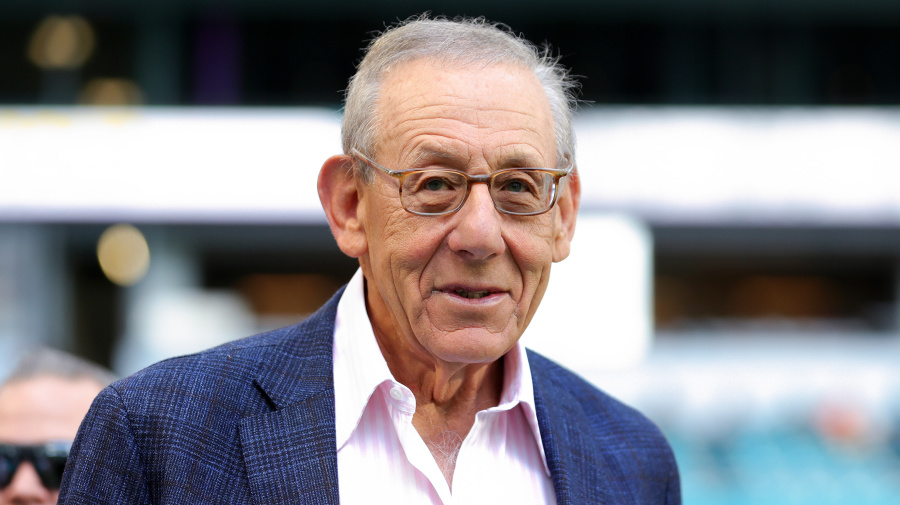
[372,324,505,488]
[363,276,508,487]
[362,275,506,412]
[373,323,505,411]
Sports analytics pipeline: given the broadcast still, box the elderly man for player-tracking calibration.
[60,16,680,504]
[0,349,115,505]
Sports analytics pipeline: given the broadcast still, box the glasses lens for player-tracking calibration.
[400,170,467,215]
[34,442,69,489]
[491,170,556,215]
[32,454,66,489]
[0,447,19,489]
[0,443,69,490]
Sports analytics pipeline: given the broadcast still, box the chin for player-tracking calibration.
[424,327,518,365]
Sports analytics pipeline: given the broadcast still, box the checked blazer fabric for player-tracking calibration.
[58,287,681,505]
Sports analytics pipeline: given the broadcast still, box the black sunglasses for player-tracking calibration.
[0,441,70,490]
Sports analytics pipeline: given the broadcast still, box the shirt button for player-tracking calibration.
[390,386,404,401]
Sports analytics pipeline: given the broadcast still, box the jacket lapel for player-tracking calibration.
[530,350,613,505]
[240,291,344,505]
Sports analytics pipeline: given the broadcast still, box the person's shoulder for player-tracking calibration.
[526,349,665,438]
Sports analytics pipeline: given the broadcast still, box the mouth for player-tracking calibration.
[453,288,491,299]
[434,284,504,301]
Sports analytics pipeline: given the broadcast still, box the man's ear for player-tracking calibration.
[552,168,580,262]
[318,155,368,258]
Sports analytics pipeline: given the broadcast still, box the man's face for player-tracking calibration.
[0,376,102,505]
[356,58,577,368]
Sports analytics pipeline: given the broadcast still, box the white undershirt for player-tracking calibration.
[333,269,557,504]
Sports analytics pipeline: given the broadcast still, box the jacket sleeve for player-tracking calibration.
[58,385,152,504]
[665,443,682,505]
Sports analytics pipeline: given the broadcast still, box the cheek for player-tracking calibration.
[363,189,412,257]
[506,220,556,306]
[364,201,441,290]
[507,219,556,268]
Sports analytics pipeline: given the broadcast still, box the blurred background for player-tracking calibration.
[1,1,899,503]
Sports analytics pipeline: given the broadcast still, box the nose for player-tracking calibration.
[0,463,57,504]
[447,183,505,260]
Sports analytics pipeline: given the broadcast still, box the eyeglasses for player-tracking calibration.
[0,441,70,490]
[351,148,574,216]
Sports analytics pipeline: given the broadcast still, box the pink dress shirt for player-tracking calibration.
[333,269,557,504]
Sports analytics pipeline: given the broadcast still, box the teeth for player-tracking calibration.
[454,288,490,299]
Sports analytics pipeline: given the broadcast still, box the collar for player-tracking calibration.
[331,268,550,475]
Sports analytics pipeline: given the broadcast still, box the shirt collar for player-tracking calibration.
[333,268,394,450]
[495,335,551,475]
[332,268,550,474]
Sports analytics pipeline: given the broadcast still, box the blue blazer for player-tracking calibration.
[59,289,680,504]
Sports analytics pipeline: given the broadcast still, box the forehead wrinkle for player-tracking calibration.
[388,114,550,153]
[407,105,552,157]
[392,128,551,172]
[393,100,547,128]
[383,82,549,118]
[378,65,556,169]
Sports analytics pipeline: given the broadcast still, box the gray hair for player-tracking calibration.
[1,348,117,389]
[342,15,579,182]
